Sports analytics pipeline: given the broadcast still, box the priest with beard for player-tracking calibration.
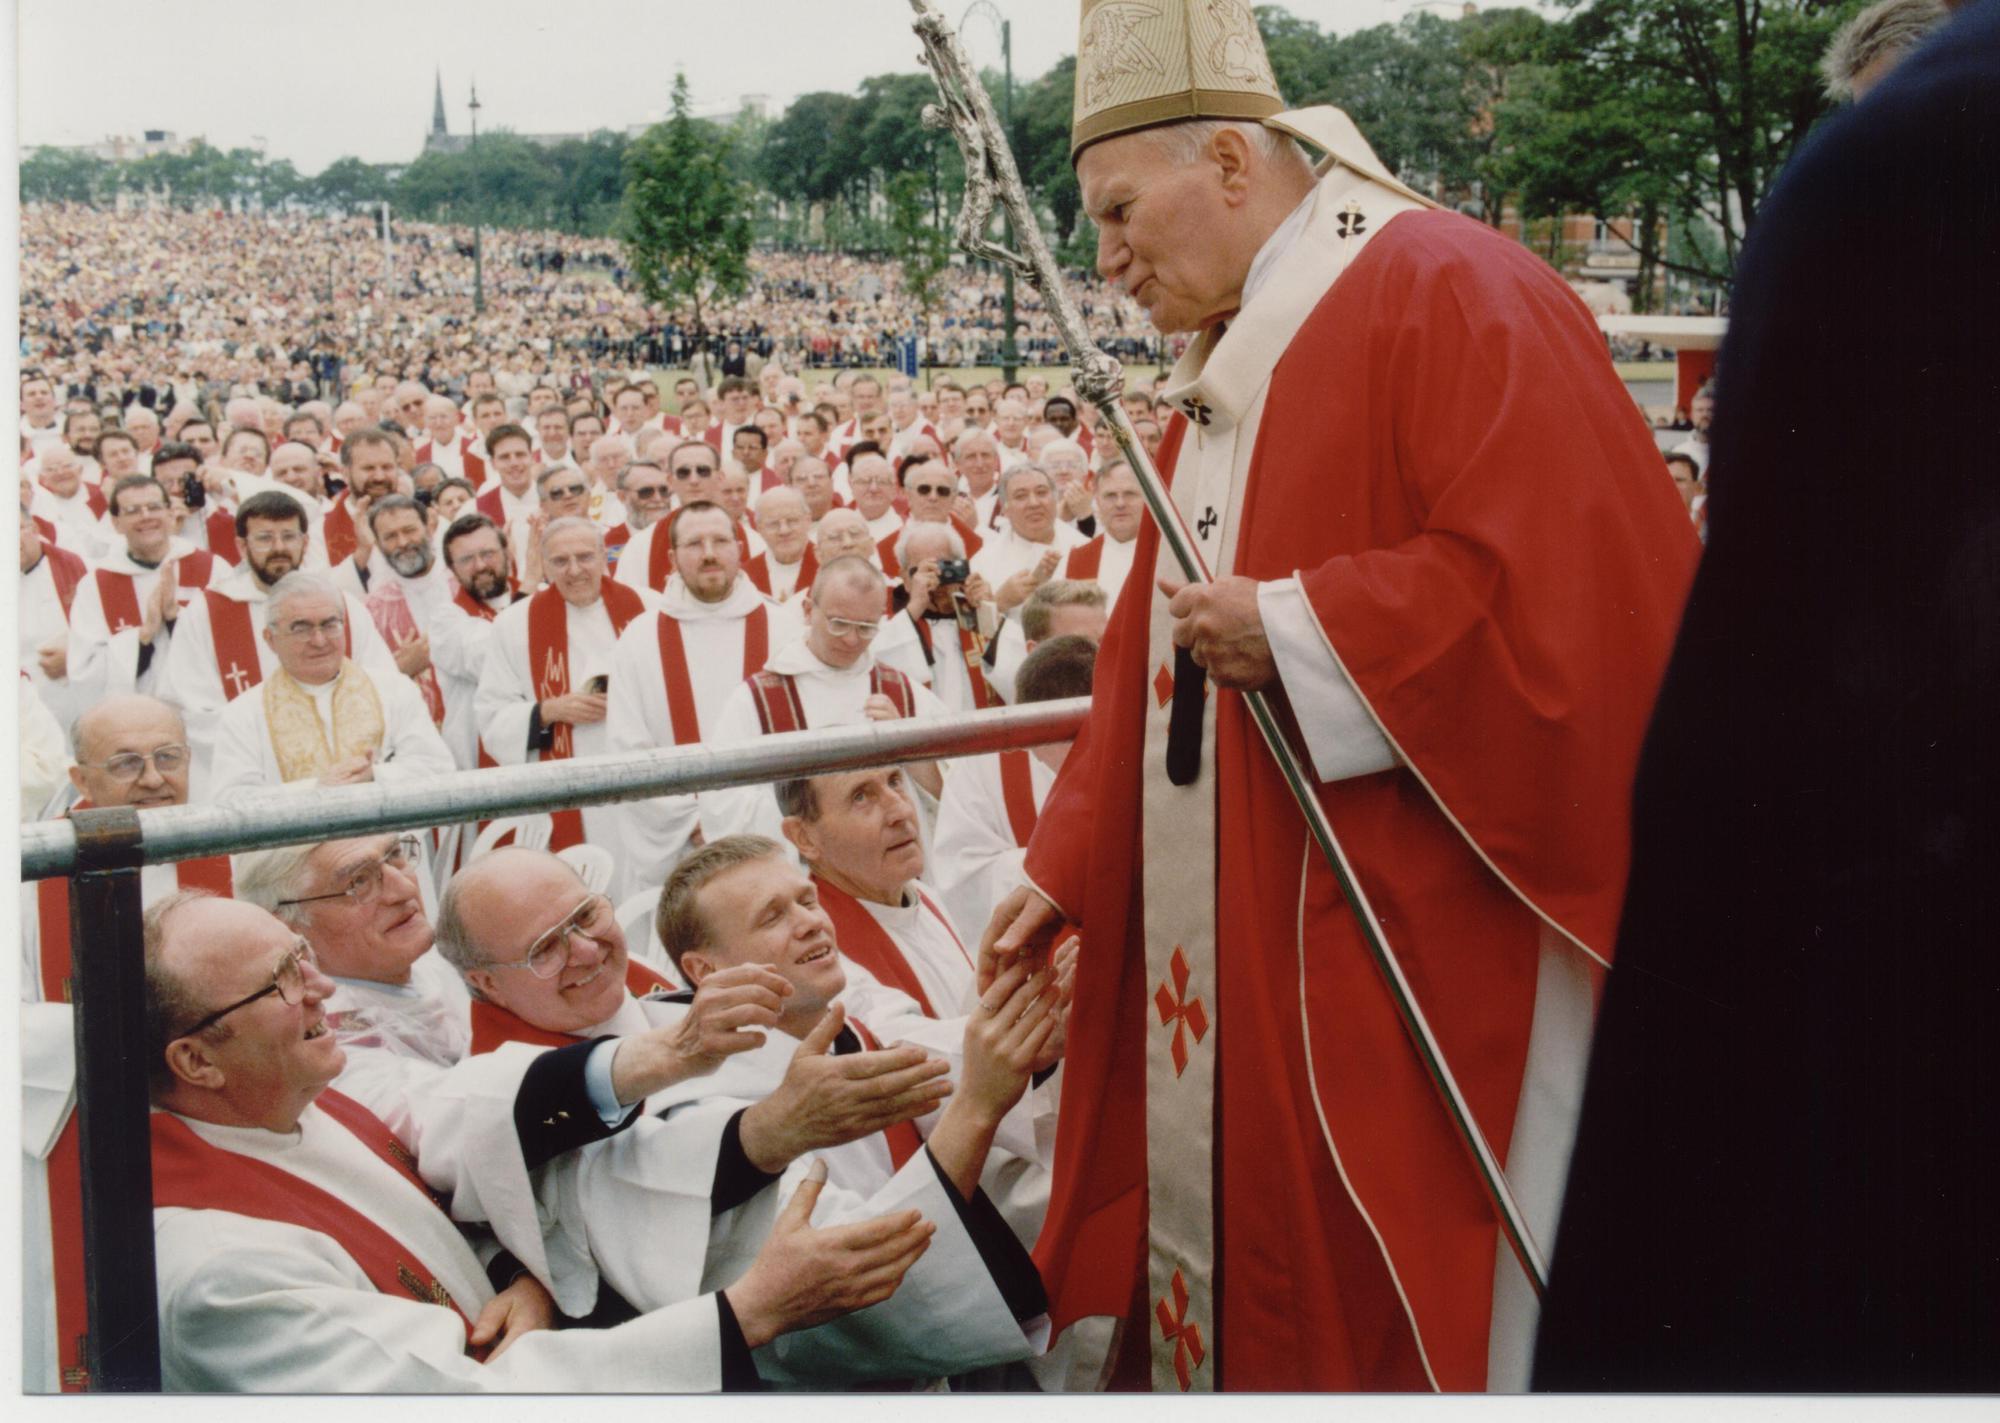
[429,513,522,771]
[359,495,452,730]
[607,502,803,890]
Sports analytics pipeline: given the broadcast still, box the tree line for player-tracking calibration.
[21,0,1861,303]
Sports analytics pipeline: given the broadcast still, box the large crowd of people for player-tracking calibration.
[20,341,1153,1391]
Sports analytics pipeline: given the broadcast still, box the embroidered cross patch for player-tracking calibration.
[1335,201,1367,239]
[1196,506,1218,539]
[222,662,253,698]
[1154,946,1210,1077]
[1155,1269,1206,1391]
[1179,396,1213,426]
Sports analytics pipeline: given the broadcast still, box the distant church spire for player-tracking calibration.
[431,66,449,137]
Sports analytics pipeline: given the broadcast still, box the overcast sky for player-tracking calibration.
[18,0,1476,174]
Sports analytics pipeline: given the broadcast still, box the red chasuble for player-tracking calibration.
[150,1091,481,1347]
[1022,213,1699,1390]
[526,582,647,848]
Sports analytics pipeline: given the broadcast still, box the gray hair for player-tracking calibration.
[433,872,485,977]
[894,519,966,569]
[538,514,603,554]
[953,427,998,457]
[1820,0,1947,100]
[1021,578,1108,643]
[998,462,1055,501]
[810,554,887,602]
[1144,119,1315,182]
[264,571,342,623]
[234,842,324,928]
[364,492,424,538]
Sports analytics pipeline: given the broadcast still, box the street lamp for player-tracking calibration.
[469,81,485,317]
[961,1,1017,383]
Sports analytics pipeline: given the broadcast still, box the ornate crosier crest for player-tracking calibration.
[1082,2,1166,106]
[1205,0,1275,89]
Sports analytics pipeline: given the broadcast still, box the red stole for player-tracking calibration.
[462,449,487,488]
[877,520,984,576]
[604,523,631,570]
[645,511,755,594]
[912,615,1000,710]
[475,486,506,524]
[150,1093,481,1347]
[849,1020,923,1169]
[746,663,913,734]
[322,494,358,567]
[41,543,88,620]
[744,543,817,600]
[204,508,241,565]
[998,750,1040,846]
[33,513,58,545]
[701,426,721,450]
[653,605,768,745]
[93,550,218,635]
[1065,536,1105,581]
[368,584,444,724]
[84,485,108,520]
[526,582,647,847]
[36,837,232,1391]
[810,875,969,1020]
[467,960,680,1055]
[206,591,265,701]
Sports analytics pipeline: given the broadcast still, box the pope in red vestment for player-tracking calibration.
[987,10,1700,1395]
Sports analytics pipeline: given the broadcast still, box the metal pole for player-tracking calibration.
[22,699,1088,880]
[66,808,160,1391]
[469,83,484,317]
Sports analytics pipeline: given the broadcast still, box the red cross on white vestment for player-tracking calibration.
[223,662,253,698]
[1154,661,1174,709]
[1155,1268,1206,1391]
[1154,945,1209,1077]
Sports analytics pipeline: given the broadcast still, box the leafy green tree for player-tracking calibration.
[619,72,754,333]
[888,170,952,364]
[20,147,110,204]
[313,156,394,212]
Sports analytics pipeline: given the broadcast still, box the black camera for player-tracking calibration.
[182,471,206,511]
[413,486,435,510]
[936,556,970,586]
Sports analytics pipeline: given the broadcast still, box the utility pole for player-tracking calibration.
[469,81,485,316]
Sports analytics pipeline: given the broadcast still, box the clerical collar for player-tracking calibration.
[1243,184,1319,312]
[127,550,164,572]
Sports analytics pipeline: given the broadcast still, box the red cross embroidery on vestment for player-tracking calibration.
[1154,945,1209,1077]
[1155,1268,1206,1391]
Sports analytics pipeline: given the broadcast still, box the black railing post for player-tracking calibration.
[67,806,161,1392]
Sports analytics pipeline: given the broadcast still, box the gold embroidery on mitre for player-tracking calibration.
[1072,0,1286,159]
[263,661,387,784]
[1081,1,1167,108]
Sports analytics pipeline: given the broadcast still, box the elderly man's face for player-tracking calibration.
[1044,448,1088,489]
[955,437,1000,495]
[159,898,344,1125]
[717,471,751,523]
[462,854,627,1034]
[788,768,924,904]
[817,512,876,563]
[543,526,605,607]
[70,698,190,810]
[426,400,460,444]
[294,834,434,984]
[903,461,957,524]
[995,405,1026,443]
[806,572,885,669]
[620,466,673,531]
[759,492,811,563]
[264,591,347,685]
[684,854,845,1014]
[125,410,160,449]
[491,437,535,495]
[1082,128,1251,334]
[540,470,590,522]
[394,386,428,428]
[1003,470,1057,542]
[849,458,896,520]
[673,508,742,603]
[38,449,83,498]
[269,446,324,499]
[374,507,433,576]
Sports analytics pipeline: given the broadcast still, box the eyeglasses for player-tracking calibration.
[824,615,883,641]
[115,500,169,518]
[544,483,588,500]
[486,895,615,979]
[627,483,671,500]
[81,742,190,782]
[245,531,306,550]
[177,937,318,1039]
[278,615,346,641]
[451,545,507,569]
[909,483,955,498]
[278,835,424,909]
[675,464,718,478]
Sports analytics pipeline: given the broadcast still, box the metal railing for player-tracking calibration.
[27,699,1087,1390]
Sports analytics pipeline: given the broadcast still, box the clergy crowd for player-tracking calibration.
[19,352,1140,1392]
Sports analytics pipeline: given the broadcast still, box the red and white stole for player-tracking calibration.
[1065,536,1104,582]
[33,513,59,545]
[998,749,1041,847]
[747,663,913,734]
[41,543,88,620]
[322,494,358,567]
[150,1092,483,1349]
[369,584,444,724]
[912,615,1001,710]
[526,582,647,847]
[466,961,679,1055]
[475,486,506,524]
[849,1019,924,1169]
[93,550,218,634]
[810,874,970,1021]
[744,543,817,601]
[644,510,754,594]
[653,605,768,746]
[206,589,351,702]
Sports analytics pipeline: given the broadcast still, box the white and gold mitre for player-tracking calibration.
[1070,0,1283,160]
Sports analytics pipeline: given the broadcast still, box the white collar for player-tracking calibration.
[1242,186,1318,311]
[658,572,770,621]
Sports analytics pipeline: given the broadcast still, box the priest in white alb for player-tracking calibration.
[208,572,456,803]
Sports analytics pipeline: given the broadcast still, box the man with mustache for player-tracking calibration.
[359,494,453,732]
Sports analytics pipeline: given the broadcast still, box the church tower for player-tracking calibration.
[431,66,449,139]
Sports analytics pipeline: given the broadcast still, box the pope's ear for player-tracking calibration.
[1210,125,1255,202]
